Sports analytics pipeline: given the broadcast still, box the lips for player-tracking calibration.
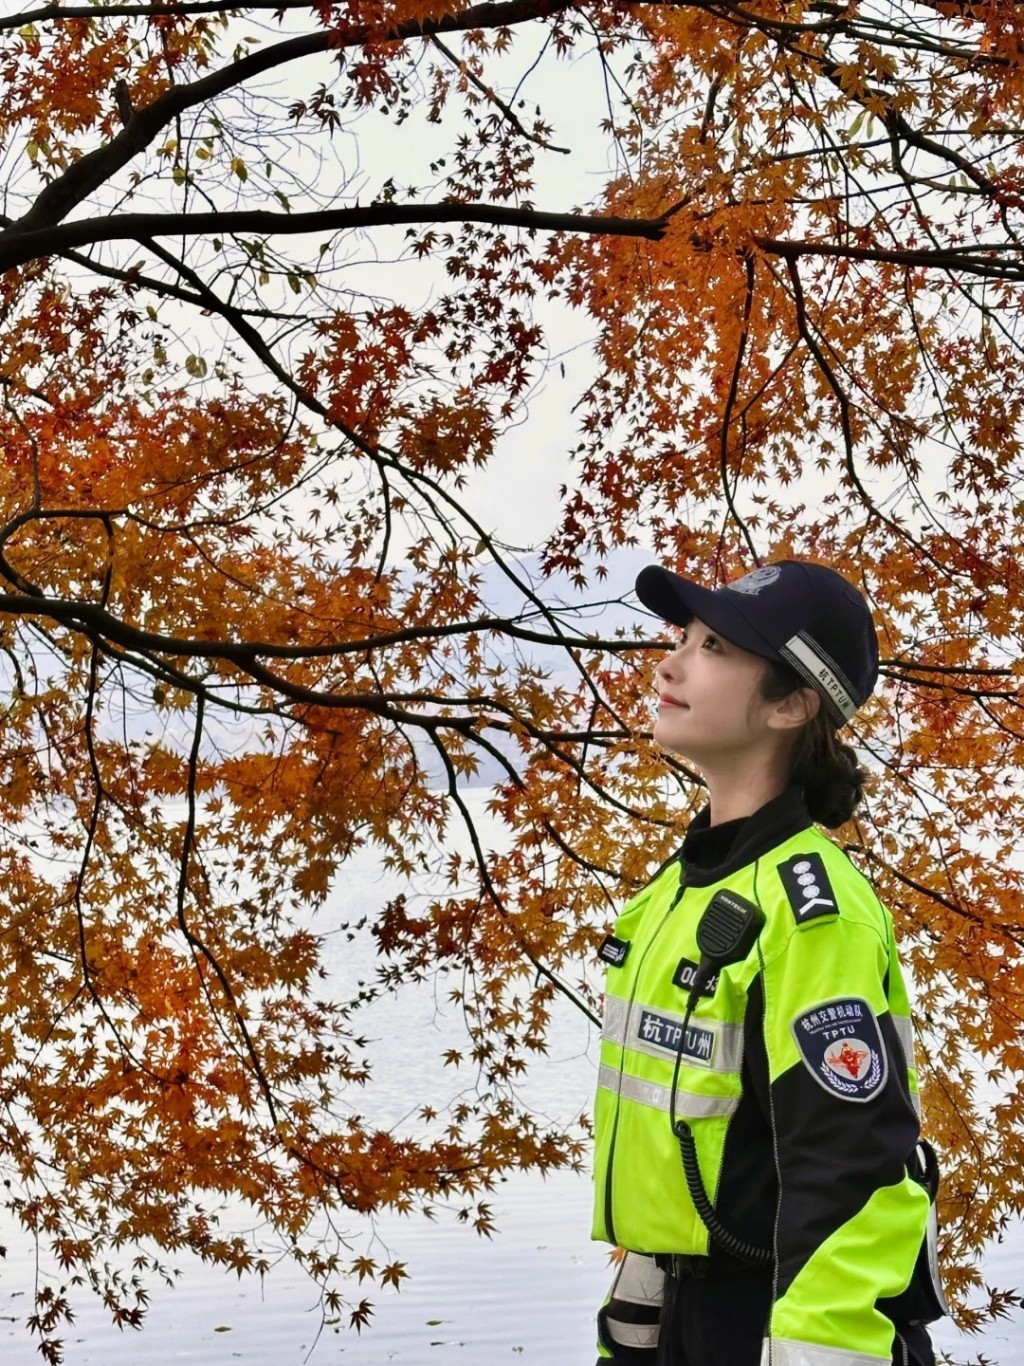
[659,696,688,709]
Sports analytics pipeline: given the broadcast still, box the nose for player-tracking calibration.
[656,643,686,686]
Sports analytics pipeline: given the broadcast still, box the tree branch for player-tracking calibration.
[429,34,571,154]
[719,250,759,561]
[7,0,320,23]
[0,586,655,662]
[7,211,1018,285]
[8,0,573,237]
[0,202,666,274]
[760,236,1024,281]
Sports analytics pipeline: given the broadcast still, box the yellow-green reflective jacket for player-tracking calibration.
[592,790,930,1365]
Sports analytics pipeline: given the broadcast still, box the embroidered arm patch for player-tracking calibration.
[791,997,887,1102]
[778,851,838,925]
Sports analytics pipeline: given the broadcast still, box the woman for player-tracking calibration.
[592,560,942,1366]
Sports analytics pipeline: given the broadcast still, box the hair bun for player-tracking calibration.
[801,736,866,829]
[760,658,868,827]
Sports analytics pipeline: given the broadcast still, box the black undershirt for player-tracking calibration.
[677,789,813,888]
[681,809,748,871]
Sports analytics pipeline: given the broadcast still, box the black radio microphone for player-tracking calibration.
[686,889,765,1009]
[671,886,771,1269]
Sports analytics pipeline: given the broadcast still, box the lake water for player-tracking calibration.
[2,793,1021,1364]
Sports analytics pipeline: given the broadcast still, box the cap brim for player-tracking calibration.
[634,565,778,659]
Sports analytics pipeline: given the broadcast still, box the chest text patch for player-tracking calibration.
[792,997,887,1102]
[672,957,718,997]
[599,934,631,967]
[636,1010,715,1066]
[778,852,838,925]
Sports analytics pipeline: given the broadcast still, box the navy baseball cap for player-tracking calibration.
[635,560,879,725]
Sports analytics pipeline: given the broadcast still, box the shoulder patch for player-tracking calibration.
[778,851,838,925]
[599,934,631,967]
[791,997,887,1102]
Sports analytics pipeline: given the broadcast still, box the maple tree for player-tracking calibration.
[1,0,1024,1357]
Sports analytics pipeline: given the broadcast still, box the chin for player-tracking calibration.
[653,718,700,761]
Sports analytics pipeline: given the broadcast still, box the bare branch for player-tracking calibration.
[430,35,571,154]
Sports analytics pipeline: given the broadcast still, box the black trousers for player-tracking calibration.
[653,1268,935,1366]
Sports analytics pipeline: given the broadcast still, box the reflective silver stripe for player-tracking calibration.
[603,995,744,1074]
[892,1012,916,1068]
[924,1203,950,1317]
[603,993,626,1031]
[761,1340,889,1366]
[605,1254,664,1351]
[889,1011,921,1114]
[780,632,858,721]
[608,1319,660,1350]
[598,1063,739,1118]
[611,1251,665,1307]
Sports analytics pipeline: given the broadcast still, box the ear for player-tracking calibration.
[766,686,821,733]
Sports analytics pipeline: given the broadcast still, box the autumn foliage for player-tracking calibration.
[2,0,1024,1357]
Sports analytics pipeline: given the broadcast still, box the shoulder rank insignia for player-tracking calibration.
[778,851,838,926]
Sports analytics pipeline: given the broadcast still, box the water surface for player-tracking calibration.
[3,795,1020,1363]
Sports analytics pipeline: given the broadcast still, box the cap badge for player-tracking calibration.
[727,565,782,596]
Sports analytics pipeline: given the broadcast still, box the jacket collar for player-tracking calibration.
[680,787,813,888]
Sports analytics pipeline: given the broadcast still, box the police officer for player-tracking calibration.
[593,561,943,1366]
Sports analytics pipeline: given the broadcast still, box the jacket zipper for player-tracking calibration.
[753,854,783,1363]
[603,867,686,1247]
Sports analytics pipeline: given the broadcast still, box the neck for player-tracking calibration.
[702,753,791,827]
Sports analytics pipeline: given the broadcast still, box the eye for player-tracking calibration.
[701,633,721,651]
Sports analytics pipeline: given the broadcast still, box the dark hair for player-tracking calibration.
[760,659,868,829]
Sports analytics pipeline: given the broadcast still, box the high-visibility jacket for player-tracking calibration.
[592,789,931,1365]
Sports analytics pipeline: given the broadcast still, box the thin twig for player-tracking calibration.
[430,35,570,154]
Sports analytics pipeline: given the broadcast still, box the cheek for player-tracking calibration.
[716,671,763,729]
